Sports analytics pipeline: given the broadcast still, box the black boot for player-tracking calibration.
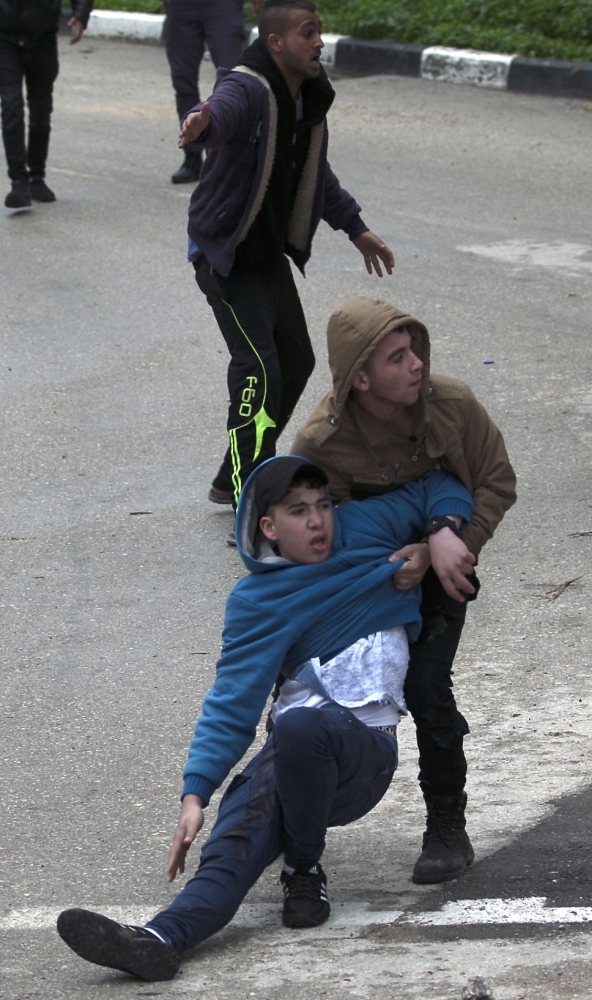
[171,150,202,184]
[412,792,474,884]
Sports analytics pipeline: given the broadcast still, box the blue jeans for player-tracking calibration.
[146,704,398,953]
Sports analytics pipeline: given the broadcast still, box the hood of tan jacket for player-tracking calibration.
[326,297,431,423]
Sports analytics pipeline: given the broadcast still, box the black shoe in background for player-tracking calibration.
[209,485,234,505]
[171,150,202,184]
[281,863,330,928]
[5,180,31,208]
[30,178,56,202]
[412,792,475,884]
[226,518,237,547]
[57,908,181,981]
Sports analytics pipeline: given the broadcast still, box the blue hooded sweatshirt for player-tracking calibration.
[182,462,473,804]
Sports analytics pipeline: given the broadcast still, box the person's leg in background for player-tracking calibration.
[25,30,59,202]
[0,36,31,207]
[270,256,315,442]
[164,0,205,183]
[202,0,245,74]
[196,257,314,511]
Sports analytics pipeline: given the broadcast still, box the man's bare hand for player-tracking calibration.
[352,232,394,277]
[389,543,431,590]
[179,103,210,149]
[428,529,476,602]
[67,16,84,44]
[166,795,204,883]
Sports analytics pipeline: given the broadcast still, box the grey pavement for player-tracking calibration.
[1,35,592,1000]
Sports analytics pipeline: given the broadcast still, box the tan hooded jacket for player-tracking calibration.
[291,298,516,556]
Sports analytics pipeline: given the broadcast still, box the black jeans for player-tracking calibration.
[0,31,59,181]
[194,254,315,504]
[404,567,478,799]
[146,705,398,953]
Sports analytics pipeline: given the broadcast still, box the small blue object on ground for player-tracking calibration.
[483,360,495,364]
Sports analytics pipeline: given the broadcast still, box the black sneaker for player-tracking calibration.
[29,178,56,202]
[56,908,180,981]
[5,180,31,208]
[281,863,330,928]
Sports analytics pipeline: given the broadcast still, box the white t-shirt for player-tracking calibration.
[270,627,409,729]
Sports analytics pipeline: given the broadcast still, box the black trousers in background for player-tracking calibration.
[163,0,245,122]
[194,254,315,505]
[404,568,478,799]
[0,31,59,182]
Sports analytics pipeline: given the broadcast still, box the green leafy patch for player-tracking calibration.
[93,0,592,62]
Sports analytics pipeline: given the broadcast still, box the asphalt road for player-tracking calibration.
[1,34,592,1000]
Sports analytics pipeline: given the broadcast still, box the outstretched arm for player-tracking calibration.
[167,795,205,882]
[179,102,210,148]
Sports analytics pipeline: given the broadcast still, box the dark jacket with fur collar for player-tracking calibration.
[186,39,368,277]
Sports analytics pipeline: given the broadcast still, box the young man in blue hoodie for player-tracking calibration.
[57,457,474,982]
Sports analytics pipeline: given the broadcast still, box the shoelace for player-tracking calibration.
[424,816,462,850]
[283,870,326,899]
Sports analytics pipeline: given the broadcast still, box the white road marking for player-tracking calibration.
[4,898,592,933]
[406,897,592,926]
[0,902,403,933]
[458,240,592,272]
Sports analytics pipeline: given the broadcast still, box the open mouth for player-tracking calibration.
[310,534,327,551]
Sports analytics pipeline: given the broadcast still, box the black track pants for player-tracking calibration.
[194,255,315,505]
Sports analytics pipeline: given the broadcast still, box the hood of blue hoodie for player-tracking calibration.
[235,456,343,573]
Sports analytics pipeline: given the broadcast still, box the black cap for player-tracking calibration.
[254,457,328,519]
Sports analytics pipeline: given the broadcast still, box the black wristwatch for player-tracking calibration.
[424,515,461,538]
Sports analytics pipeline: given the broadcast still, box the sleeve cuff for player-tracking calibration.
[429,498,474,526]
[181,775,217,806]
[347,217,369,241]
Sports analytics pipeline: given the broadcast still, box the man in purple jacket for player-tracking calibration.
[179,0,394,523]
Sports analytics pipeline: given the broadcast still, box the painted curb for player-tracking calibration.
[85,8,164,42]
[421,46,513,89]
[79,12,592,98]
[330,37,423,77]
[508,56,592,97]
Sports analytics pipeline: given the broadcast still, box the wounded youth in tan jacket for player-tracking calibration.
[291,297,516,557]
